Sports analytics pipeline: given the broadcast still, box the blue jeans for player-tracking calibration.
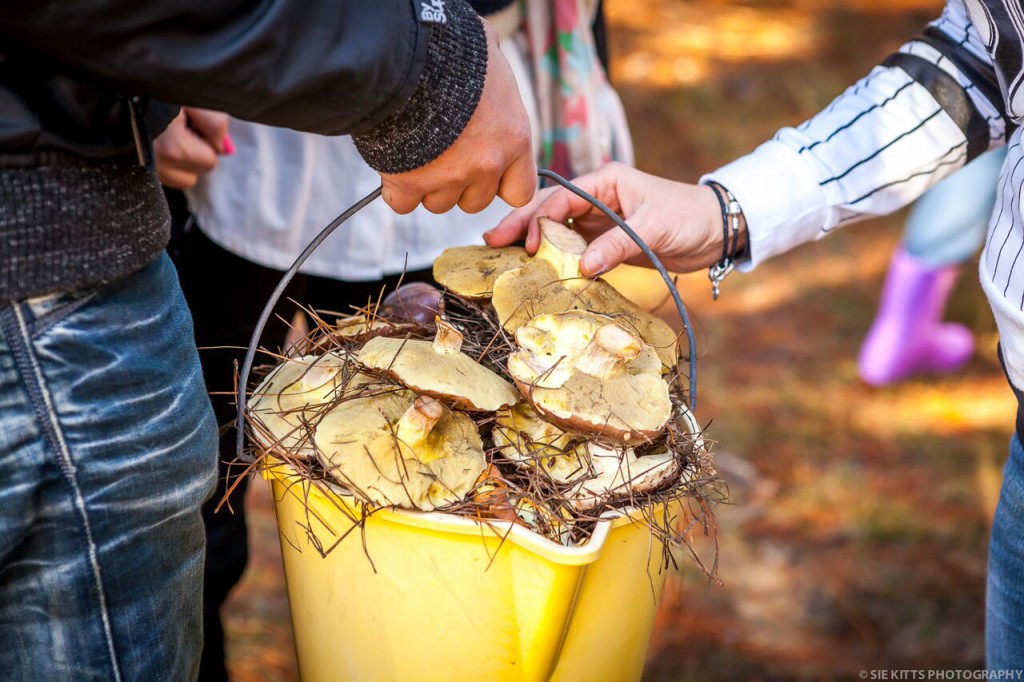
[0,255,218,681]
[988,432,1024,669]
[904,146,1007,268]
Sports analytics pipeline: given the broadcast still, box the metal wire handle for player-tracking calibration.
[235,171,698,463]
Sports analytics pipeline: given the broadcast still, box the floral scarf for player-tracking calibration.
[521,0,634,179]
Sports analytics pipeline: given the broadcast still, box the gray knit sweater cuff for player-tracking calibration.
[353,0,487,174]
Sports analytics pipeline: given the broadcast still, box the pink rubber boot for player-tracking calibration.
[858,249,975,386]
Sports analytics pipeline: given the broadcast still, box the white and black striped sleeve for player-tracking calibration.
[701,1,1006,269]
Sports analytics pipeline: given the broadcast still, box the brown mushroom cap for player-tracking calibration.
[567,443,680,511]
[507,311,672,444]
[491,219,679,368]
[248,351,372,456]
[381,282,443,323]
[433,245,532,299]
[314,393,486,511]
[493,403,589,483]
[357,319,520,412]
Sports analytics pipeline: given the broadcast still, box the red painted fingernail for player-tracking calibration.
[222,134,236,156]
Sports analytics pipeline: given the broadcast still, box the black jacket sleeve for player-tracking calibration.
[0,0,487,172]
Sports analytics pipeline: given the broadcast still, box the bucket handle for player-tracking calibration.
[235,170,698,463]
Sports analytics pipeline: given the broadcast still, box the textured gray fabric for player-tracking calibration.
[0,159,169,301]
[354,1,488,174]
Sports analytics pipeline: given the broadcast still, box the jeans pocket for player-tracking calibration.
[22,286,102,339]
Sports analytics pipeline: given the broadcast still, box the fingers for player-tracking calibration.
[488,167,614,244]
[419,148,540,215]
[532,185,599,224]
[485,186,557,249]
[382,151,533,215]
[581,228,643,277]
[159,134,217,183]
[496,152,537,208]
[484,211,529,248]
[184,108,230,153]
[422,187,464,214]
[381,178,421,215]
[158,167,204,191]
[458,178,501,214]
[489,182,648,277]
[153,113,221,190]
[486,173,614,253]
[490,162,690,275]
[381,176,462,214]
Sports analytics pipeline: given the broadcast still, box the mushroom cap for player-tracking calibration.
[507,311,672,444]
[433,245,531,299]
[248,351,364,456]
[381,282,443,323]
[493,403,589,483]
[491,220,679,368]
[567,443,680,511]
[314,393,486,511]
[357,329,520,412]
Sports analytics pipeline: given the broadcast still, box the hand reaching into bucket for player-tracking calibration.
[486,162,746,277]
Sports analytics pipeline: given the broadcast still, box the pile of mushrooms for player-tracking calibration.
[247,219,708,543]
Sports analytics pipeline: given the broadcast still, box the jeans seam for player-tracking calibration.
[27,290,101,339]
[0,305,124,682]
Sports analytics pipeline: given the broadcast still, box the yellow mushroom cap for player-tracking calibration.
[357,320,520,412]
[433,245,532,300]
[491,219,680,368]
[492,403,589,483]
[247,352,358,456]
[314,393,486,511]
[507,311,672,444]
[567,442,680,511]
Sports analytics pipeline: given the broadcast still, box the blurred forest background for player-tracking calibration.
[224,1,1014,679]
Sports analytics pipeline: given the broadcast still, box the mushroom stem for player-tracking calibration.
[432,318,464,355]
[396,396,444,450]
[573,324,642,377]
[535,219,587,280]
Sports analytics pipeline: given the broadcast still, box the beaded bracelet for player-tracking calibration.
[705,181,743,300]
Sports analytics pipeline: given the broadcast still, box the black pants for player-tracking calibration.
[165,192,433,681]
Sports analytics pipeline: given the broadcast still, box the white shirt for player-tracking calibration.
[186,126,515,281]
[704,2,1024,390]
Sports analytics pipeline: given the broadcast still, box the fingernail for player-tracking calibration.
[581,252,606,277]
[222,134,236,155]
[482,228,496,241]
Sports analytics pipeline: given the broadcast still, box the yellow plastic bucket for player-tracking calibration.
[262,460,675,682]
